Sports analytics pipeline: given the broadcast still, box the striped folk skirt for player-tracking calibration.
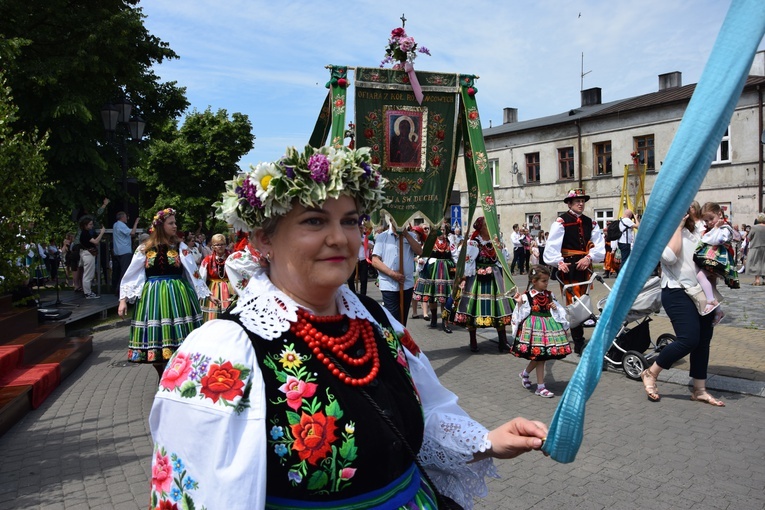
[127,275,203,363]
[201,278,233,322]
[510,312,571,360]
[453,269,514,328]
[413,258,455,304]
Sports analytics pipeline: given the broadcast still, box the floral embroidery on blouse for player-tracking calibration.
[263,341,358,493]
[145,246,183,269]
[158,351,251,414]
[151,445,205,510]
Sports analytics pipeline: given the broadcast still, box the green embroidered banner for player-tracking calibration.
[458,75,517,296]
[354,67,460,227]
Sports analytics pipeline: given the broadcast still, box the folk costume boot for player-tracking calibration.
[153,363,166,381]
[428,310,439,329]
[469,329,479,352]
[573,338,585,355]
[441,316,452,334]
[497,329,510,353]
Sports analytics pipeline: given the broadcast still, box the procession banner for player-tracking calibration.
[458,75,516,296]
[354,67,461,228]
[308,92,332,149]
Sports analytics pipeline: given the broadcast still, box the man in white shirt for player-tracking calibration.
[544,188,605,354]
[371,220,423,326]
[617,209,639,264]
[509,224,524,275]
[112,211,139,294]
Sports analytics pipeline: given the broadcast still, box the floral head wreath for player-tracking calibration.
[215,145,389,231]
[149,208,176,233]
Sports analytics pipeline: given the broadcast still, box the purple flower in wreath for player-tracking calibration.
[308,153,330,183]
[285,166,295,179]
[360,161,372,177]
[236,179,263,209]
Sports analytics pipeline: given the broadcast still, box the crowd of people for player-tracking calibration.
[17,154,765,508]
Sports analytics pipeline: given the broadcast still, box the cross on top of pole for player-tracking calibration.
[400,13,406,27]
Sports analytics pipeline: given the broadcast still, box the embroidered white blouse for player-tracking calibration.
[148,269,497,510]
[118,242,210,302]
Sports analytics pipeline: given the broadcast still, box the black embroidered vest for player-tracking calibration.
[230,295,424,502]
[560,211,593,258]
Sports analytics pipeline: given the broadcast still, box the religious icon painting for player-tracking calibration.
[384,107,427,171]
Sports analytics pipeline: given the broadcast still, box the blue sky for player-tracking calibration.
[140,0,765,168]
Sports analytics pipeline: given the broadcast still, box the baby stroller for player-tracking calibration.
[597,275,676,379]
[556,273,675,380]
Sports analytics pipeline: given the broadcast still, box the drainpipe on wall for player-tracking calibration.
[759,85,763,213]
[576,120,583,189]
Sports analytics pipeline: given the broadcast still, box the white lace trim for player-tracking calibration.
[120,282,144,302]
[417,414,497,510]
[232,269,378,340]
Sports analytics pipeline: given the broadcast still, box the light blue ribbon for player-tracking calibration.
[543,0,765,463]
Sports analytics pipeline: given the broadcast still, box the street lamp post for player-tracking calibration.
[101,99,146,213]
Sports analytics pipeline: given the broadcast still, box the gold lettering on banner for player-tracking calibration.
[393,194,437,205]
[423,95,455,103]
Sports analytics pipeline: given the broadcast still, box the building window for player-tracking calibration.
[594,209,615,230]
[525,152,540,183]
[594,141,612,176]
[558,147,575,180]
[489,158,500,187]
[634,135,655,170]
[713,126,730,163]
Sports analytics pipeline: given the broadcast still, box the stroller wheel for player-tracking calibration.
[656,333,676,351]
[623,350,648,380]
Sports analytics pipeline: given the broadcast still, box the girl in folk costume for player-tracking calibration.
[414,221,456,333]
[199,233,232,321]
[454,217,515,352]
[693,202,741,323]
[118,208,209,377]
[510,265,570,398]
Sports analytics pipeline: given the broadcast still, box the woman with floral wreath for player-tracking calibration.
[147,145,547,510]
[453,217,514,353]
[199,233,232,321]
[118,208,209,377]
[414,221,456,333]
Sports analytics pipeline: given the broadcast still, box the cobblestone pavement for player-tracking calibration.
[0,275,763,509]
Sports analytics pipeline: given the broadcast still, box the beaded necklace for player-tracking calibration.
[291,308,380,386]
[213,252,228,279]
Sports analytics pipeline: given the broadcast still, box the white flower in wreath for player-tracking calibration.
[252,162,281,201]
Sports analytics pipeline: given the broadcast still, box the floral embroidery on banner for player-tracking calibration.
[150,445,205,510]
[158,351,251,414]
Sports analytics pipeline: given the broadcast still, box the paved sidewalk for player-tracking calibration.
[0,274,762,509]
[485,271,765,397]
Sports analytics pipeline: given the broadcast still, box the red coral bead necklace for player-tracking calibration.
[292,308,380,386]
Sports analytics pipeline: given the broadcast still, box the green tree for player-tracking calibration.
[0,63,50,293]
[136,108,255,232]
[0,0,188,219]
